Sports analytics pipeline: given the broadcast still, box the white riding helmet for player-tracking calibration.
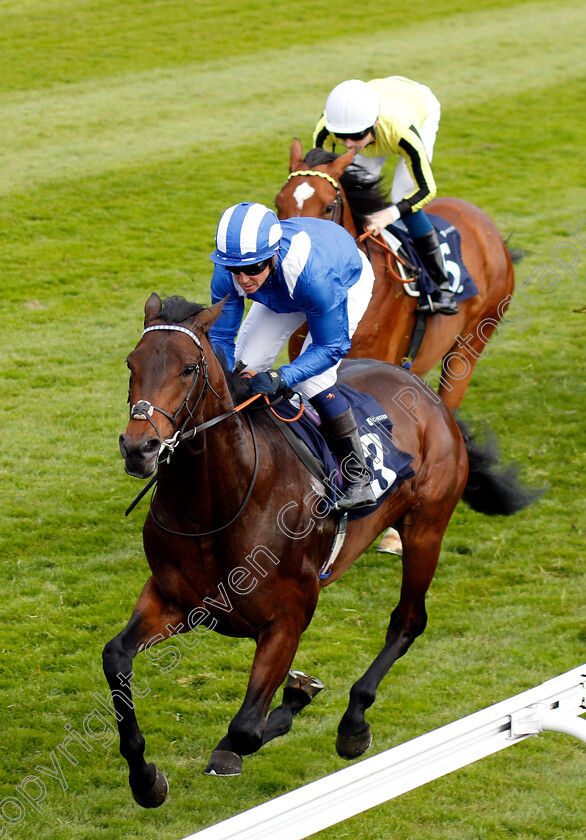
[324,79,380,135]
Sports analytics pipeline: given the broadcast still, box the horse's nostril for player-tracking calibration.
[119,434,129,458]
[119,434,160,461]
[142,438,161,458]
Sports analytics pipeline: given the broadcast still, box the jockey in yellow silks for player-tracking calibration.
[314,76,458,315]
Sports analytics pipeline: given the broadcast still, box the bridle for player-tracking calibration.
[286,169,345,226]
[126,322,260,534]
[129,325,219,459]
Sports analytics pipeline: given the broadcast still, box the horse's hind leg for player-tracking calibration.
[437,312,504,410]
[336,533,441,759]
[261,670,325,745]
[102,577,189,807]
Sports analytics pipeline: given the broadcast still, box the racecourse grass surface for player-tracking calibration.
[0,0,585,838]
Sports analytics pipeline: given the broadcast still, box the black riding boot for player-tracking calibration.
[321,409,377,511]
[413,229,459,315]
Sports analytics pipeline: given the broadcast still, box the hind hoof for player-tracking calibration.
[205,749,243,776]
[376,528,402,556]
[286,670,325,702]
[131,767,168,808]
[336,727,372,760]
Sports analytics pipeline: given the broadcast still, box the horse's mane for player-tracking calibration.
[157,295,251,403]
[303,148,389,229]
[218,355,251,403]
[158,295,207,324]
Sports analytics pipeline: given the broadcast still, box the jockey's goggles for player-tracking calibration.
[335,126,374,141]
[226,259,270,276]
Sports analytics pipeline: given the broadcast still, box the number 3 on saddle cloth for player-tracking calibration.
[268,385,415,578]
[386,213,478,300]
[268,384,415,519]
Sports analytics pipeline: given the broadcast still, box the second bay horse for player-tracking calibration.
[275,139,518,411]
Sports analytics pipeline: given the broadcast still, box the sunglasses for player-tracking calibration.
[226,260,270,276]
[335,127,373,141]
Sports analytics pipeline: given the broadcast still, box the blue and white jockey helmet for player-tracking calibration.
[210,202,283,267]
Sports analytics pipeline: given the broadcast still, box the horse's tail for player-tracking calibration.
[457,419,544,516]
[503,233,525,264]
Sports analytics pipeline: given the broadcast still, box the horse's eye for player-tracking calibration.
[182,364,198,377]
[325,204,335,215]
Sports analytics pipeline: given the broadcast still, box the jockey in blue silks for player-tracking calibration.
[209,201,377,510]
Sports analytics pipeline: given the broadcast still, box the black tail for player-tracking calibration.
[457,419,544,516]
[504,233,525,264]
[508,245,525,264]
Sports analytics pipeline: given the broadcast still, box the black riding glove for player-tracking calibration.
[248,369,288,396]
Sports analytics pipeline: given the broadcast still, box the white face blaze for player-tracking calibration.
[292,182,315,211]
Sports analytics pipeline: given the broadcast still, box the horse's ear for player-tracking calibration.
[195,296,228,333]
[289,138,304,172]
[144,292,163,326]
[330,147,355,179]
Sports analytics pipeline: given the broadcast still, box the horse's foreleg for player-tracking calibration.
[337,534,441,759]
[102,577,189,807]
[206,619,304,776]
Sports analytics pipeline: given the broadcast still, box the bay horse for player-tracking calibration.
[275,139,518,412]
[105,293,537,808]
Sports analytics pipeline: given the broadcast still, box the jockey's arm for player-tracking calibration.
[208,267,244,370]
[279,275,350,387]
[395,125,437,216]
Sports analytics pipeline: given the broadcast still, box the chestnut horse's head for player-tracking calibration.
[119,293,225,478]
[275,139,355,227]
[274,140,388,237]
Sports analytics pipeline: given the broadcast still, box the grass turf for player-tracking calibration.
[0,0,584,838]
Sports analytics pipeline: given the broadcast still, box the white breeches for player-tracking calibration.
[234,251,374,399]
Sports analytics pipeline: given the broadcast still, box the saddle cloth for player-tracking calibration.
[268,383,415,521]
[386,213,478,301]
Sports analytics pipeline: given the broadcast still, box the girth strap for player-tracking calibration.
[402,310,429,369]
[264,410,328,485]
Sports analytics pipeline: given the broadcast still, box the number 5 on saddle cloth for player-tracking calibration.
[387,213,478,300]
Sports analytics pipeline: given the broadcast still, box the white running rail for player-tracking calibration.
[182,664,586,840]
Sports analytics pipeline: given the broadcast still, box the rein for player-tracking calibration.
[147,412,260,538]
[357,232,418,284]
[125,323,296,535]
[126,323,263,528]
[286,171,416,287]
[287,169,345,226]
[123,392,261,519]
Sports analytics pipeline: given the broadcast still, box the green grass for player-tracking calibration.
[1,0,585,838]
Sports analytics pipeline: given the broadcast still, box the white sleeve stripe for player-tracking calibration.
[281,231,311,297]
[232,277,246,296]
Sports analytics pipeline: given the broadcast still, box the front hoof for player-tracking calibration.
[131,767,169,808]
[336,726,372,760]
[205,749,243,776]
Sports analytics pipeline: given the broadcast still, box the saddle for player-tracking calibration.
[370,213,478,300]
[260,385,414,579]
[262,384,415,521]
[359,214,478,366]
